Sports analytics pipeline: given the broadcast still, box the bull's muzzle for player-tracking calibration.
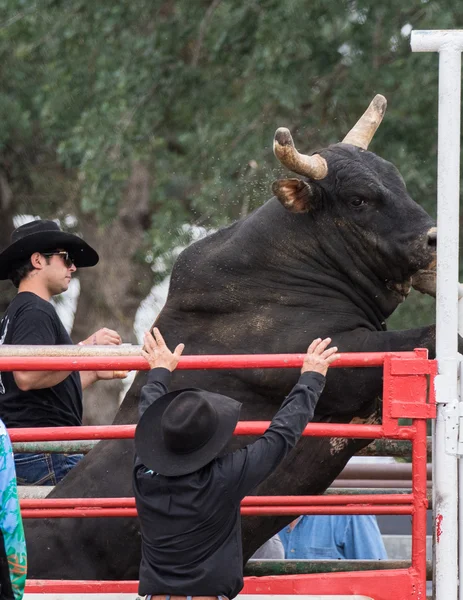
[427,226,437,250]
[411,227,437,297]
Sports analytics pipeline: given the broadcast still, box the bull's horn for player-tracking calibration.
[274,128,328,180]
[341,94,387,150]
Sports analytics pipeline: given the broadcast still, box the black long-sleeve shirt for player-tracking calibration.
[133,367,326,598]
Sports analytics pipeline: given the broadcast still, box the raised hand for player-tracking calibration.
[301,337,340,376]
[142,327,185,372]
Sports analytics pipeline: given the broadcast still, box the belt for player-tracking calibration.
[147,596,225,600]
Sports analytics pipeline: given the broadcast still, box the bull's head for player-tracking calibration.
[272,95,437,302]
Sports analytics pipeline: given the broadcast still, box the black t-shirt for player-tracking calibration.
[0,292,83,428]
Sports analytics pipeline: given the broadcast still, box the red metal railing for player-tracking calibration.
[0,351,414,372]
[1,348,435,599]
[19,493,416,518]
[7,421,416,442]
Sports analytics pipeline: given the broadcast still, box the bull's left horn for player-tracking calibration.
[274,128,328,180]
[341,94,387,150]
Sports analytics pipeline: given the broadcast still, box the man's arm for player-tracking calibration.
[133,328,184,469]
[18,364,128,392]
[78,327,128,389]
[138,368,172,418]
[79,369,129,390]
[133,368,171,469]
[14,318,126,390]
[14,370,71,391]
[222,338,339,499]
[222,370,325,498]
[136,329,184,417]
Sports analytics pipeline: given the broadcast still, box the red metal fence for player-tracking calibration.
[0,349,436,598]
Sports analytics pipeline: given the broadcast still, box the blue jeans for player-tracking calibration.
[14,453,84,486]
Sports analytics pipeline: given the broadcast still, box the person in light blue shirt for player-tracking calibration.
[252,534,285,559]
[279,515,387,560]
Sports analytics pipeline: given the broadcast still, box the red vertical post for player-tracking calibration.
[411,417,429,594]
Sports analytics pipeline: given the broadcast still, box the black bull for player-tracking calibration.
[26,97,445,579]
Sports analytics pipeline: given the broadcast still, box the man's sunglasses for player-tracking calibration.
[42,251,75,268]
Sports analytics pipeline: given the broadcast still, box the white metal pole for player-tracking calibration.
[436,41,462,600]
[411,30,463,600]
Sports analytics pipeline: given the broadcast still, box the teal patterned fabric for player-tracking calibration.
[0,419,27,599]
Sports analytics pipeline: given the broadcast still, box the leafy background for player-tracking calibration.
[1,0,461,420]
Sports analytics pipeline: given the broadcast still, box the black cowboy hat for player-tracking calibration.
[135,388,242,477]
[0,219,99,280]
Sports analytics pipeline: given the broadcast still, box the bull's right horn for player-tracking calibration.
[274,128,328,180]
[341,94,387,150]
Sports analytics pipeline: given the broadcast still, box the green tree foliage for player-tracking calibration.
[1,0,462,326]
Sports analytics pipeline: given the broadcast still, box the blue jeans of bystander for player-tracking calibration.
[14,453,84,485]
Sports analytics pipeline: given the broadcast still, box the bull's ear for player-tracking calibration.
[272,178,317,213]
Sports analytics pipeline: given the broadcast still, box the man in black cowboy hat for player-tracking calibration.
[0,219,127,485]
[133,327,339,600]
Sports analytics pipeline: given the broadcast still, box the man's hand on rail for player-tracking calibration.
[78,328,127,388]
[142,328,185,372]
[80,369,130,390]
[95,370,129,381]
[79,327,122,346]
[301,337,340,377]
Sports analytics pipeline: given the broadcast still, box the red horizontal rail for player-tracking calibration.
[24,572,419,595]
[7,421,416,442]
[241,505,414,516]
[21,505,414,518]
[0,351,416,371]
[25,580,140,594]
[242,494,414,506]
[24,573,418,596]
[19,494,414,510]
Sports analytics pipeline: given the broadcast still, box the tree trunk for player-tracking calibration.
[71,163,154,424]
[0,172,17,315]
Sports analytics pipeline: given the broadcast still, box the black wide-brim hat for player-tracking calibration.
[135,388,242,477]
[0,219,99,280]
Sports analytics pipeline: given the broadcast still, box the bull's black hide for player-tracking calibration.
[26,98,442,579]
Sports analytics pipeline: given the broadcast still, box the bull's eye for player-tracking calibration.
[351,197,366,207]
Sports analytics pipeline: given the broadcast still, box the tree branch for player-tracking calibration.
[191,0,223,67]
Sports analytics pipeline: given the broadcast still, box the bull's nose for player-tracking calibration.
[427,227,437,249]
